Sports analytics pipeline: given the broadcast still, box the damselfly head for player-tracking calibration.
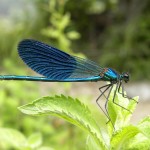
[122,72,129,83]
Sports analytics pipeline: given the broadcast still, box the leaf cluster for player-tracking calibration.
[17,90,150,150]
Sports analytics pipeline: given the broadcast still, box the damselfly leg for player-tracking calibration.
[96,84,112,117]
[112,82,132,113]
[118,81,138,103]
[96,81,135,127]
[96,83,114,127]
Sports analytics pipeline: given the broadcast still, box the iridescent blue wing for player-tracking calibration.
[18,39,102,81]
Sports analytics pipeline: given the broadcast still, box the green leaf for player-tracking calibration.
[124,96,139,123]
[41,28,59,38]
[49,0,56,13]
[58,13,70,30]
[88,1,106,14]
[18,95,108,150]
[138,116,150,138]
[0,128,28,149]
[27,133,42,149]
[111,125,140,150]
[126,133,150,150]
[37,147,54,150]
[116,112,150,150]
[107,85,139,132]
[66,31,80,40]
[86,135,102,150]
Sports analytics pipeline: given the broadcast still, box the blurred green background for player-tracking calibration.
[0,0,149,149]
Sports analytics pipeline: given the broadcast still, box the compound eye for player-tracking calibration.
[123,73,129,83]
[124,74,128,78]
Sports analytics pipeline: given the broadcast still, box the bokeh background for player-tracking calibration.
[0,0,149,149]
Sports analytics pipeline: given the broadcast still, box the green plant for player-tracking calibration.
[41,0,80,53]
[18,87,150,150]
[0,128,53,150]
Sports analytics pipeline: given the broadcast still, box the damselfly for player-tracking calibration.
[0,39,135,124]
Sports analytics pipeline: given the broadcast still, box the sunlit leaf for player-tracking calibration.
[27,133,42,149]
[19,95,108,150]
[126,133,150,150]
[138,116,150,138]
[67,31,80,40]
[111,125,139,150]
[0,128,28,149]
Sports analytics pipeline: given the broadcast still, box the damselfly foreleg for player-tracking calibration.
[113,82,132,113]
[97,83,115,128]
[118,81,138,103]
[96,84,112,119]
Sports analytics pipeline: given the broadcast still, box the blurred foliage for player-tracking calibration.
[98,0,150,80]
[64,0,150,80]
[0,0,47,63]
[0,0,149,80]
[41,0,80,52]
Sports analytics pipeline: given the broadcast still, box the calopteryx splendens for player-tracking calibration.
[0,39,134,123]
